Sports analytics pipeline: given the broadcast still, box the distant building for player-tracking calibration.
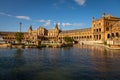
[0,13,120,45]
[0,32,29,44]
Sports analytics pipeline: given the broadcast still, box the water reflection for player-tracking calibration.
[14,49,23,58]
[0,46,120,80]
[91,45,120,58]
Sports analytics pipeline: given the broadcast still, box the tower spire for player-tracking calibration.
[102,12,105,17]
[20,22,22,32]
[29,25,32,31]
[55,23,59,30]
[92,16,95,21]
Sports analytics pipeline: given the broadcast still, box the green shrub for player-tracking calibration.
[63,37,74,43]
[103,41,107,45]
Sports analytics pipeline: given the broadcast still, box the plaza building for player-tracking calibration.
[59,13,120,42]
[0,32,29,44]
[0,13,120,45]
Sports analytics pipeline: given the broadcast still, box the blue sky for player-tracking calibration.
[0,0,120,32]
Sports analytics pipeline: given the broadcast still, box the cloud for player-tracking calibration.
[0,12,31,21]
[62,22,83,27]
[44,20,51,26]
[16,16,31,20]
[0,12,52,27]
[38,20,46,22]
[57,22,61,26]
[74,0,86,6]
[54,22,61,26]
[62,23,72,26]
[0,12,83,28]
[0,12,12,17]
[53,22,83,27]
[38,19,51,26]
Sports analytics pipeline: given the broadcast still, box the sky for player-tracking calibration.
[0,0,120,32]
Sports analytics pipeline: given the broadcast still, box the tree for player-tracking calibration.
[14,32,24,44]
[63,37,74,43]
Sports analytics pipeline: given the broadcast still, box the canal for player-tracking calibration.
[0,45,120,80]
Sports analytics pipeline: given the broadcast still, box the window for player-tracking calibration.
[112,33,114,38]
[99,23,101,26]
[116,32,119,37]
[90,36,92,38]
[99,35,101,40]
[107,34,110,39]
[99,28,101,32]
[106,27,109,31]
[97,29,98,32]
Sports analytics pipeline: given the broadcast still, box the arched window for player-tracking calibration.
[112,33,114,38]
[107,34,110,39]
[99,35,101,40]
[106,27,109,31]
[99,28,101,32]
[96,29,98,32]
[116,32,119,37]
[87,36,89,38]
[77,37,79,39]
[99,23,101,26]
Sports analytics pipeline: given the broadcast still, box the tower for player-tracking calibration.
[20,22,22,32]
[55,23,59,30]
[28,25,32,33]
[102,12,105,17]
[92,16,95,21]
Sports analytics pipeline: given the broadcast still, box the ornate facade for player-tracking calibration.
[92,13,120,41]
[0,32,29,43]
[0,13,120,44]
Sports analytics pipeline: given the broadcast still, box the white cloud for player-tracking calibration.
[54,22,61,26]
[62,23,72,26]
[16,16,31,20]
[58,22,61,26]
[0,12,83,28]
[38,20,46,22]
[0,12,32,21]
[44,20,51,26]
[38,19,51,26]
[0,12,52,27]
[74,0,86,6]
[0,12,12,17]
[62,22,83,27]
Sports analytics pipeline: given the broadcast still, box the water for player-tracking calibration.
[0,45,120,80]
